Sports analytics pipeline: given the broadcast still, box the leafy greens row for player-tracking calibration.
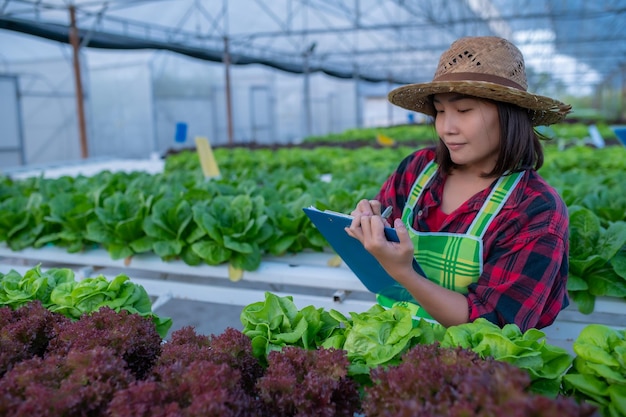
[240,290,625,411]
[0,265,171,338]
[1,145,625,310]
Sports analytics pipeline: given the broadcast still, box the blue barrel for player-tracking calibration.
[610,125,626,147]
[175,122,188,143]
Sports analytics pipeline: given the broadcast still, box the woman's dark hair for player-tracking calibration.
[434,98,546,177]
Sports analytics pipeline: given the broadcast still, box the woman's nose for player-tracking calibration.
[439,112,458,134]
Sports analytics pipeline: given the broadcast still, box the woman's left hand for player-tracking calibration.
[346,216,416,281]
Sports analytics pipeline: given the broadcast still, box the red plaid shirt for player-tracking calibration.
[375,147,569,331]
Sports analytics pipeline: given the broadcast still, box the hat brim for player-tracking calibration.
[388,81,571,126]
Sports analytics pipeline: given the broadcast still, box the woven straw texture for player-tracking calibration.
[388,36,571,126]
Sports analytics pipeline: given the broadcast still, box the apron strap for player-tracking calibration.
[402,160,438,223]
[401,161,524,238]
[467,171,524,238]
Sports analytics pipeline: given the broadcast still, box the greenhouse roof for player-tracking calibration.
[1,0,625,93]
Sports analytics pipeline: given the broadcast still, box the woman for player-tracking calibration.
[346,36,571,332]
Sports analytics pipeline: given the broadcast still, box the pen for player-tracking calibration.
[381,206,393,220]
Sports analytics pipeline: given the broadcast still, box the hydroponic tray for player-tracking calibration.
[2,244,624,353]
[0,244,368,293]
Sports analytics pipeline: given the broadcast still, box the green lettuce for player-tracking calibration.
[142,197,205,265]
[440,318,573,397]
[35,192,96,253]
[333,304,440,378]
[0,265,171,338]
[86,190,154,260]
[567,206,626,314]
[0,264,73,308]
[240,292,338,364]
[192,194,273,271]
[0,194,49,251]
[564,324,626,417]
[264,192,325,256]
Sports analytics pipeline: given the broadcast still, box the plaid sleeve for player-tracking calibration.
[466,190,570,332]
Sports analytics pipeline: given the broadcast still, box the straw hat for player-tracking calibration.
[388,36,571,126]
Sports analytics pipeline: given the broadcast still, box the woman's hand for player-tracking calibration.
[350,199,382,217]
[345,206,415,281]
[349,199,391,226]
[346,199,383,243]
[346,204,470,327]
[362,217,416,280]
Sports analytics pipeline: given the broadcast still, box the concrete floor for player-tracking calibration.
[154,298,245,340]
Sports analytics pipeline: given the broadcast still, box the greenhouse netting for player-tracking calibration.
[0,0,624,167]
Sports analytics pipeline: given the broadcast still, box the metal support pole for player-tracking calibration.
[354,64,363,129]
[353,0,362,129]
[223,36,235,145]
[69,6,89,159]
[303,52,312,137]
[302,41,317,138]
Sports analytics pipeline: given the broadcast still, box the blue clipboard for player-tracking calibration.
[303,206,427,295]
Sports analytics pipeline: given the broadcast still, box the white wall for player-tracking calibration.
[11,58,82,165]
[0,75,24,169]
[0,30,391,166]
[88,57,155,158]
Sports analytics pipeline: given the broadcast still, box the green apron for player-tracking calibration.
[376,161,523,321]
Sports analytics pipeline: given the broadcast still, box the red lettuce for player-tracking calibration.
[362,343,596,417]
[0,347,134,417]
[156,326,263,393]
[108,360,257,416]
[256,346,361,417]
[0,300,70,377]
[47,306,162,380]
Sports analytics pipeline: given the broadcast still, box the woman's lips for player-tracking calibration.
[446,143,466,151]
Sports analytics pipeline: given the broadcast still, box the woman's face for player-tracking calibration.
[433,93,501,175]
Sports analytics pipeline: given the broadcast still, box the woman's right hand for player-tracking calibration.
[346,199,379,245]
[350,199,383,217]
[350,199,391,228]
[346,199,393,244]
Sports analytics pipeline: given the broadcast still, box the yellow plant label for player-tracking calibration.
[195,136,221,179]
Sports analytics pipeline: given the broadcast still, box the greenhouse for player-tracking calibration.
[1,1,626,416]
